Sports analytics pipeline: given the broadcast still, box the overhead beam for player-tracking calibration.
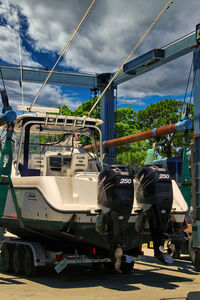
[0,65,98,89]
[0,31,197,89]
[113,31,198,86]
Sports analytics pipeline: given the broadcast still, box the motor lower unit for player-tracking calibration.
[135,164,173,260]
[97,165,134,246]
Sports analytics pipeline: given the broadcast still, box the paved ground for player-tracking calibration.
[0,248,200,300]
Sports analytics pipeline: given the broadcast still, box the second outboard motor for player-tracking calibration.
[97,165,134,248]
[135,164,173,264]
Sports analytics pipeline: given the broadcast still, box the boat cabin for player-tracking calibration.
[11,113,103,178]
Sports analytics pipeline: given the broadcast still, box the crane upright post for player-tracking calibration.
[189,24,200,271]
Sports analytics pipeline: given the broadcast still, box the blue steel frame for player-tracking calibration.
[192,43,200,243]
[0,31,197,155]
[100,87,115,164]
[0,27,199,170]
[1,23,200,261]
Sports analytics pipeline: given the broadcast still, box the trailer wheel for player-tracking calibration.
[91,262,103,270]
[1,244,13,273]
[104,262,115,271]
[24,247,37,277]
[13,245,24,275]
[167,242,181,259]
[189,239,200,272]
[120,261,134,273]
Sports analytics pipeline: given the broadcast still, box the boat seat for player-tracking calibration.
[88,159,99,172]
[28,154,46,175]
[70,153,88,175]
[18,163,40,177]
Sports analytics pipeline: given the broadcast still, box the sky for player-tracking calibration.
[0,0,199,112]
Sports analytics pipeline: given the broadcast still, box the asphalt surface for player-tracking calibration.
[0,248,200,300]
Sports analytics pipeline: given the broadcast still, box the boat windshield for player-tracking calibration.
[14,122,101,176]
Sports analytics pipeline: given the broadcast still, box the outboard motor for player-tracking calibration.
[135,164,173,264]
[97,165,134,248]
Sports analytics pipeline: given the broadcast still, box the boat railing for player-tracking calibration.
[27,114,101,128]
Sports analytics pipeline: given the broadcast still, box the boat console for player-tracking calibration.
[11,113,103,177]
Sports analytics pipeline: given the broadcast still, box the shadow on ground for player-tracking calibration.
[0,254,196,292]
[137,254,198,276]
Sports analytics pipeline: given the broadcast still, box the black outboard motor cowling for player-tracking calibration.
[135,163,173,212]
[98,165,134,214]
[97,165,134,246]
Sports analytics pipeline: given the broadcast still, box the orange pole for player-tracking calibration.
[83,120,192,152]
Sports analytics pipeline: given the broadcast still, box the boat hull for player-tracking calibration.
[0,214,151,254]
[0,175,187,254]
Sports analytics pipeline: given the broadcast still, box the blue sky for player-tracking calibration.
[0,0,199,112]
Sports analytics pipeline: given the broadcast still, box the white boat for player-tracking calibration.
[0,108,188,272]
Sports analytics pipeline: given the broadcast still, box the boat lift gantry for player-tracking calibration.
[1,24,200,267]
[0,26,199,154]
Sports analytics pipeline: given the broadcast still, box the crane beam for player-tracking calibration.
[0,65,98,89]
[113,31,197,86]
[0,31,197,90]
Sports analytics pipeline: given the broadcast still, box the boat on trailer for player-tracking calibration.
[0,107,188,274]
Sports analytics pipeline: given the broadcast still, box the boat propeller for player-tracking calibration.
[114,247,134,273]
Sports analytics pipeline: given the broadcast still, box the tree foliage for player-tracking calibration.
[137,99,193,158]
[58,96,100,119]
[58,98,193,169]
[137,99,183,130]
[114,106,149,169]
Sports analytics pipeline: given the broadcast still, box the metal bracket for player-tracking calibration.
[196,23,200,44]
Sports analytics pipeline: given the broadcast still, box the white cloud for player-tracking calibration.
[117,53,194,101]
[4,81,82,110]
[0,0,41,66]
[117,98,145,106]
[14,0,200,72]
[0,0,200,109]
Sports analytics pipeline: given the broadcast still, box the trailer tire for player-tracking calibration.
[168,242,181,259]
[13,245,24,275]
[24,247,37,277]
[91,262,103,270]
[104,262,115,271]
[120,261,134,273]
[189,239,200,272]
[1,244,13,273]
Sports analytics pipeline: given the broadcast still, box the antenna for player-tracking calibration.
[18,21,24,107]
[29,0,96,111]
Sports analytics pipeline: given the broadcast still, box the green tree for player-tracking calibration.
[74,96,100,119]
[59,97,100,119]
[115,106,138,137]
[58,98,193,166]
[137,99,193,158]
[116,141,148,172]
[58,104,73,116]
[114,106,147,168]
[137,99,183,130]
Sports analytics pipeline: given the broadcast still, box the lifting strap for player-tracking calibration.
[181,144,192,214]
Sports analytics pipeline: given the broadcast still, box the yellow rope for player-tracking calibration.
[29,0,96,111]
[18,20,24,107]
[88,0,173,117]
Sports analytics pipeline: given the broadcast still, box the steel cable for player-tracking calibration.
[88,0,174,117]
